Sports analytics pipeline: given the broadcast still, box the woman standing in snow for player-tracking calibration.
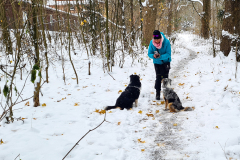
[148,30,171,100]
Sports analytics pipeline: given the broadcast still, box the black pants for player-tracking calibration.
[154,62,170,91]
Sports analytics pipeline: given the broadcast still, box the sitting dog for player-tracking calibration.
[162,78,193,112]
[105,75,141,110]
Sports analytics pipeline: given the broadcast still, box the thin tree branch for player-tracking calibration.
[218,141,228,160]
[14,154,20,160]
[62,113,107,160]
[218,140,228,160]
[107,71,116,80]
[0,65,11,77]
[0,80,46,122]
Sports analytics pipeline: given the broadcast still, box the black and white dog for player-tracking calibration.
[162,78,193,112]
[105,75,141,110]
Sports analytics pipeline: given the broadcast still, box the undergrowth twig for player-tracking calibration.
[218,140,228,160]
[62,112,107,160]
[107,71,115,80]
[14,154,20,160]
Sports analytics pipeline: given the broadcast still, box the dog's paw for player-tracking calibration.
[163,109,169,111]
[183,107,193,111]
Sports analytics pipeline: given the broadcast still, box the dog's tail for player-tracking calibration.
[182,107,195,111]
[105,106,119,110]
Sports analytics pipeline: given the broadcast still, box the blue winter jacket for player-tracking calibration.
[148,32,171,65]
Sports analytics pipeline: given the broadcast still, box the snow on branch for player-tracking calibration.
[80,10,127,29]
[177,0,203,11]
[222,30,239,40]
[190,0,203,6]
[177,1,190,11]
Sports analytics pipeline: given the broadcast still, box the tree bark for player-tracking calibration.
[39,0,49,83]
[139,0,143,40]
[105,0,111,71]
[232,0,240,62]
[201,0,211,39]
[232,1,240,36]
[0,0,13,55]
[67,2,78,84]
[173,1,180,32]
[220,0,233,56]
[130,0,134,45]
[143,0,158,46]
[120,0,128,51]
[90,0,97,55]
[31,0,41,107]
[167,0,173,36]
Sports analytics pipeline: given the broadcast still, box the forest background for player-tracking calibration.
[0,0,240,159]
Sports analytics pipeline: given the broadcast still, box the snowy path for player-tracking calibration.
[146,33,240,160]
[146,37,199,160]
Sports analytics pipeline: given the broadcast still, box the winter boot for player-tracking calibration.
[156,90,160,100]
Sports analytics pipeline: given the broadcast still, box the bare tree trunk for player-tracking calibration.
[201,0,211,39]
[232,1,240,37]
[212,1,216,57]
[220,0,233,56]
[90,0,96,55]
[236,43,238,79]
[232,1,240,62]
[130,0,134,46]
[55,2,66,84]
[167,0,173,36]
[0,0,13,55]
[76,0,90,59]
[88,61,91,75]
[139,0,143,40]
[105,0,111,71]
[39,0,49,83]
[45,52,49,83]
[143,0,158,46]
[173,1,180,32]
[31,0,41,107]
[67,3,78,84]
[120,0,128,51]
[100,32,105,73]
[60,33,66,84]
[110,0,120,69]
[215,1,222,39]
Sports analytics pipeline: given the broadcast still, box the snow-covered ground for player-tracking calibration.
[0,32,240,160]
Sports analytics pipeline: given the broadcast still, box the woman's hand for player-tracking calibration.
[154,53,160,58]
